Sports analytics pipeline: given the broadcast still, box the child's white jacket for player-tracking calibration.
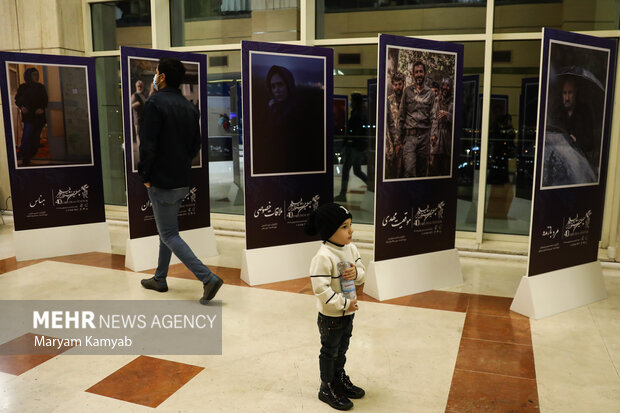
[309,241,365,317]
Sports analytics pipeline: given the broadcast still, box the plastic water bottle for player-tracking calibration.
[337,261,357,301]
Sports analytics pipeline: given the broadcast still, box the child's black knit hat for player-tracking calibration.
[304,202,352,241]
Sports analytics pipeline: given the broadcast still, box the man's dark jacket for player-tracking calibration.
[138,87,201,189]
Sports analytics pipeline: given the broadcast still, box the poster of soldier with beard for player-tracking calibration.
[375,34,463,262]
[384,44,457,181]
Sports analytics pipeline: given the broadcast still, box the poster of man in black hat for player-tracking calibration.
[541,40,610,188]
[528,29,616,277]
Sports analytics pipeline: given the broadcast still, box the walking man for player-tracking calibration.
[138,57,223,305]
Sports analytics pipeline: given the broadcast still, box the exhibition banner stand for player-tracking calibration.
[364,34,464,301]
[0,52,109,260]
[511,29,616,319]
[120,47,217,271]
[241,41,333,286]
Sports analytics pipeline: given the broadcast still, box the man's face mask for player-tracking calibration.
[152,73,159,91]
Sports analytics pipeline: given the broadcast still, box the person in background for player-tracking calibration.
[431,80,440,97]
[335,93,368,201]
[131,80,147,144]
[386,71,405,178]
[15,68,48,166]
[430,77,454,176]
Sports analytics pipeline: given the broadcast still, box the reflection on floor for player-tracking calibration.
[0,230,619,411]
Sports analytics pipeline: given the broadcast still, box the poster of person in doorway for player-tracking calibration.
[6,62,93,169]
[0,52,106,231]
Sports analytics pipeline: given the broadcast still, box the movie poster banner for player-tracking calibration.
[242,41,333,250]
[120,47,210,239]
[0,52,105,231]
[528,29,616,276]
[375,34,463,261]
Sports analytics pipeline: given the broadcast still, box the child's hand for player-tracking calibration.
[347,299,358,312]
[342,263,357,280]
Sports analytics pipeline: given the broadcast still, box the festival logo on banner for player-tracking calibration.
[0,52,105,231]
[528,29,616,276]
[374,34,463,261]
[242,41,333,250]
[120,47,210,239]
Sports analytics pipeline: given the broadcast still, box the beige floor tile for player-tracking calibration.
[442,257,525,297]
[533,344,620,413]
[531,306,611,362]
[2,229,620,412]
[0,225,15,260]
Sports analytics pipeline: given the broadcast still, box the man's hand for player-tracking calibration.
[570,134,577,143]
[144,182,151,188]
[20,107,29,114]
[35,109,44,115]
[342,263,357,280]
[346,299,358,312]
[395,144,403,157]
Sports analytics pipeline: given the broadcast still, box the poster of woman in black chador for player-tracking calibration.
[242,42,333,250]
[249,51,326,176]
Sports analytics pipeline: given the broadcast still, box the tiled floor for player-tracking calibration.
[0,224,619,412]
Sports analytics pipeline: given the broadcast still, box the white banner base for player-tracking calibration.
[510,261,607,319]
[241,241,322,286]
[125,226,218,272]
[363,248,462,301]
[14,222,111,261]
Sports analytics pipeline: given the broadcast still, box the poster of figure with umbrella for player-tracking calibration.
[527,29,616,277]
[541,40,610,189]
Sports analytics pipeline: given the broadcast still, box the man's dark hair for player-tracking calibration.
[412,60,426,73]
[391,72,405,84]
[157,57,186,88]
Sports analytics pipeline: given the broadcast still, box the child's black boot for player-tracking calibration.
[318,381,353,411]
[335,370,365,399]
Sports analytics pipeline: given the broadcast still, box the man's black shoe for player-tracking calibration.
[335,370,365,399]
[200,275,223,305]
[141,277,168,292]
[334,193,347,202]
[318,381,353,411]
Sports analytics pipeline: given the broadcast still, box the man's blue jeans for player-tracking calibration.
[148,186,214,284]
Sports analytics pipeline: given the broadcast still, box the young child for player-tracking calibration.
[304,202,366,411]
